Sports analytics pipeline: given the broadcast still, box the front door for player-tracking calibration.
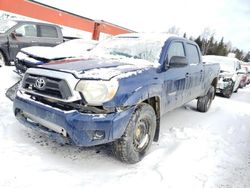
[163,41,189,111]
[8,23,38,60]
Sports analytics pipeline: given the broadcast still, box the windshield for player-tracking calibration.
[90,35,166,63]
[0,20,17,33]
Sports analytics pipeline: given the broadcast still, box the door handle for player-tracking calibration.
[31,41,37,43]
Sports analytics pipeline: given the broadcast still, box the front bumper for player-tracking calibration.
[14,93,134,146]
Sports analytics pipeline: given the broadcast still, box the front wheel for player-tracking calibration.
[222,81,234,98]
[197,86,215,112]
[113,103,156,164]
[0,51,6,67]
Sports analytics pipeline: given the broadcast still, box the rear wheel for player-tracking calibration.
[197,86,215,112]
[113,103,156,164]
[0,51,6,67]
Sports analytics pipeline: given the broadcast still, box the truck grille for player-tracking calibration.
[22,73,72,100]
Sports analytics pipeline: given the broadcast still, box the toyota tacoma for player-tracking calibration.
[13,33,220,163]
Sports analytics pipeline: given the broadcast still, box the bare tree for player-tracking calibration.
[166,26,180,36]
[226,41,232,52]
[201,27,216,55]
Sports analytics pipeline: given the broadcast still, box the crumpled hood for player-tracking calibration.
[21,46,53,59]
[20,46,82,62]
[219,71,234,78]
[41,57,158,80]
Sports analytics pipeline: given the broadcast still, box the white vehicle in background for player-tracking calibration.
[203,55,241,98]
[14,39,98,74]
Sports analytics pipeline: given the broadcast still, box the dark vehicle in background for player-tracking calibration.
[203,55,241,98]
[14,39,97,74]
[0,20,63,66]
[13,33,220,163]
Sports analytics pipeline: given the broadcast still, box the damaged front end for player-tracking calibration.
[14,91,135,146]
[216,72,235,98]
[13,68,135,146]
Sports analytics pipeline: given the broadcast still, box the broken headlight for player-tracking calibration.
[219,75,232,82]
[75,79,119,106]
[222,78,232,82]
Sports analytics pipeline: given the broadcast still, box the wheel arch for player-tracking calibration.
[142,96,161,142]
[211,77,218,99]
[122,85,162,142]
[0,48,10,65]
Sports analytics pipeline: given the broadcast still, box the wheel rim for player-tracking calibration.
[133,119,150,152]
[0,53,5,66]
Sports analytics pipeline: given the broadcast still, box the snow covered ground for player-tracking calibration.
[0,66,250,188]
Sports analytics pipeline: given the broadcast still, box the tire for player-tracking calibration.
[113,103,156,164]
[0,51,6,67]
[197,86,215,112]
[222,82,234,98]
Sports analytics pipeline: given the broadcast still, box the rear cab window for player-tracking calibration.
[38,25,58,38]
[186,43,200,65]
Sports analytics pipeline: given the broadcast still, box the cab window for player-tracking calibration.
[15,24,37,37]
[167,42,185,63]
[186,43,200,65]
[38,25,58,38]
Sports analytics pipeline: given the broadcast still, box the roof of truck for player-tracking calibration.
[10,19,61,28]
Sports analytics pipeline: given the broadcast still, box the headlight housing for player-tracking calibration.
[75,79,119,105]
[219,74,232,82]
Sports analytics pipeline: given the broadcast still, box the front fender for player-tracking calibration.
[123,84,162,107]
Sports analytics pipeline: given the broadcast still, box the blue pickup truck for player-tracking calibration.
[13,33,219,163]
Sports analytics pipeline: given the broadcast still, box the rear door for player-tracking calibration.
[8,23,38,60]
[185,43,204,100]
[36,25,62,47]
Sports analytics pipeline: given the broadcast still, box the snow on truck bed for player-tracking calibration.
[0,66,250,188]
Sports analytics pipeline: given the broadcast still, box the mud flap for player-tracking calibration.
[5,80,21,101]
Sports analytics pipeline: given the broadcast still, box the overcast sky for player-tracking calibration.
[33,0,250,52]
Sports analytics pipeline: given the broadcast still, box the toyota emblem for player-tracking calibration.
[35,77,46,90]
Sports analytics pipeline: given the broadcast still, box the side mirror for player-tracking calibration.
[11,31,23,38]
[168,56,188,68]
